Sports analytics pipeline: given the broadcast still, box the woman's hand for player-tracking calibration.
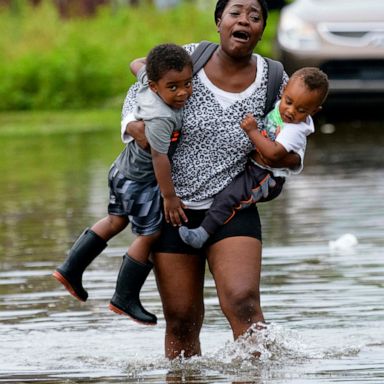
[276,152,301,169]
[250,150,268,166]
[260,151,301,169]
[126,120,148,150]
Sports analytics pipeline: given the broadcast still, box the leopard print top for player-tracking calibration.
[122,43,286,203]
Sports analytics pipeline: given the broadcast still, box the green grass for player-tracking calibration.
[0,109,120,136]
[0,1,280,113]
[0,1,281,136]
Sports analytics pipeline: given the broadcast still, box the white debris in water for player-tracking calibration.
[320,123,336,134]
[328,233,358,251]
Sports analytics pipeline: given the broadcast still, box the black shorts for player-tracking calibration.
[153,204,262,255]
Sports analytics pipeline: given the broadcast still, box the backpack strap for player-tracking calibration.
[191,42,284,115]
[264,57,284,115]
[191,41,218,76]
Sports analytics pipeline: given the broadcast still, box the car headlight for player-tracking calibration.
[278,12,320,50]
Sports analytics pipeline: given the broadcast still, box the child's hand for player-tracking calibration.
[240,113,258,134]
[163,196,188,227]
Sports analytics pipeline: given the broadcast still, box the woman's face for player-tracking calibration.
[217,0,265,57]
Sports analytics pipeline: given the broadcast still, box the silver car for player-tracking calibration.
[275,0,384,104]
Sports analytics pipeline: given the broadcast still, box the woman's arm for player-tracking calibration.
[125,120,148,150]
[120,77,149,148]
[130,57,146,77]
[256,151,301,169]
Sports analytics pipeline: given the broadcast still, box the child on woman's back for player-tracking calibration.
[179,67,329,248]
[53,43,192,325]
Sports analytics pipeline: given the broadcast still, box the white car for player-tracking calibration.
[275,0,384,105]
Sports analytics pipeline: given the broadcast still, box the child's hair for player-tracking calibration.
[146,43,193,82]
[291,67,329,105]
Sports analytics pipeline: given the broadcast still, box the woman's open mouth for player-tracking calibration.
[232,30,250,42]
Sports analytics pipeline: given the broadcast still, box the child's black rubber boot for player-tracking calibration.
[53,228,107,301]
[109,254,157,325]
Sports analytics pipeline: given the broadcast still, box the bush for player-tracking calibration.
[0,1,278,111]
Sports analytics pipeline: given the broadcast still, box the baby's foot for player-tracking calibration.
[178,226,209,249]
[252,174,277,201]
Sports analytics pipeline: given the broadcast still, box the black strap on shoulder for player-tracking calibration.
[191,41,218,76]
[191,41,284,115]
[264,57,284,115]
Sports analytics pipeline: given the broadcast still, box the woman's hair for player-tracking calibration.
[292,67,330,104]
[214,0,268,29]
[146,43,193,82]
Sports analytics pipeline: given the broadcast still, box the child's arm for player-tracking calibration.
[151,148,188,227]
[241,114,288,163]
[130,57,146,77]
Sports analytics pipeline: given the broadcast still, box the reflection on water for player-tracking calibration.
[0,120,383,383]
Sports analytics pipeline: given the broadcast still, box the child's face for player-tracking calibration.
[279,77,322,124]
[149,66,193,110]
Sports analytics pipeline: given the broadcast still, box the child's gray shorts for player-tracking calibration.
[107,165,162,236]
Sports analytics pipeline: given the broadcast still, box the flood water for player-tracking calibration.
[0,115,383,383]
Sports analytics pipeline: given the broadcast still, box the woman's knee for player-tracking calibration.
[163,303,204,339]
[153,251,206,341]
[208,237,263,324]
[222,288,262,323]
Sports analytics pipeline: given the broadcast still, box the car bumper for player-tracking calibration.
[278,50,384,96]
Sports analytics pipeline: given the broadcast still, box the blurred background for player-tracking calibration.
[0,0,291,113]
[1,0,383,118]
[274,0,384,118]
[1,1,383,382]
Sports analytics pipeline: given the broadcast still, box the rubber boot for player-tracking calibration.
[52,228,107,302]
[109,254,157,325]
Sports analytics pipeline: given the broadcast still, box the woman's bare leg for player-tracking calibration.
[207,236,264,339]
[153,252,206,359]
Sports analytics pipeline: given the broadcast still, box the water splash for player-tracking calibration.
[212,323,314,365]
[115,324,312,381]
[121,322,368,376]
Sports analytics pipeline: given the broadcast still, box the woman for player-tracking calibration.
[120,0,299,359]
